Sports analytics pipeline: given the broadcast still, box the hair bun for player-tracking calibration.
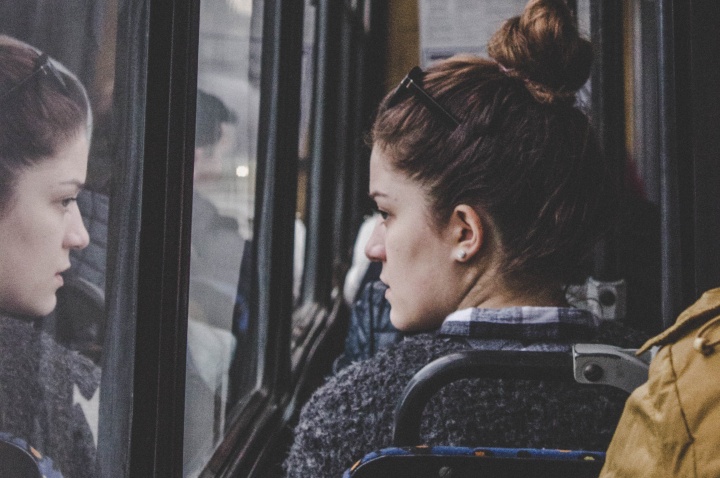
[487,0,592,104]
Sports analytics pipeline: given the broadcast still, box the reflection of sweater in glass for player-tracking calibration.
[0,313,100,478]
[285,307,648,478]
[185,192,245,476]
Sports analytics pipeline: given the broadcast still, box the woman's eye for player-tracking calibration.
[61,197,78,208]
[374,208,388,220]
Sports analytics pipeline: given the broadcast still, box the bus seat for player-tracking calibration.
[572,343,654,394]
[346,347,649,478]
[344,445,605,478]
[0,432,63,477]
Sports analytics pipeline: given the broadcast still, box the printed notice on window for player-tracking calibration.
[418,0,526,67]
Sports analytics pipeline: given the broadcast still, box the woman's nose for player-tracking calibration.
[64,207,90,250]
[364,218,386,262]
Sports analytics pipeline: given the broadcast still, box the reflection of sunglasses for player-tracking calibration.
[386,66,461,129]
[0,52,68,103]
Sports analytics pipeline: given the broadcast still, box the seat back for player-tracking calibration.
[393,347,649,446]
[347,347,649,477]
[346,446,604,478]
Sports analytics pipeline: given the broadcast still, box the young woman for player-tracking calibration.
[0,35,99,478]
[285,1,646,477]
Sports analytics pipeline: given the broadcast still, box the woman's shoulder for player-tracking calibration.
[0,312,100,407]
[333,333,465,388]
[0,313,99,477]
[0,313,35,340]
[292,333,468,446]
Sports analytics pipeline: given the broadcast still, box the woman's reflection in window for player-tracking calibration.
[0,34,100,478]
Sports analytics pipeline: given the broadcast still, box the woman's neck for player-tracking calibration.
[456,265,567,310]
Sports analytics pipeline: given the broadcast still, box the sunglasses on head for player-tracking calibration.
[0,52,68,103]
[386,66,461,130]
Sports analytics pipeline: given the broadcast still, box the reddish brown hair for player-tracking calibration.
[371,0,617,286]
[0,36,91,214]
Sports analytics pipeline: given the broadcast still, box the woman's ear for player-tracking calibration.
[449,204,484,262]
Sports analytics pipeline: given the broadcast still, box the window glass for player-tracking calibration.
[184,0,262,474]
[625,0,660,204]
[612,0,663,333]
[415,1,592,110]
[0,1,118,476]
[576,0,592,112]
[294,0,316,309]
[417,0,527,67]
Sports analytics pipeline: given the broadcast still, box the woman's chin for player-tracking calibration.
[390,309,449,333]
[30,296,57,318]
[3,299,55,318]
[389,311,416,333]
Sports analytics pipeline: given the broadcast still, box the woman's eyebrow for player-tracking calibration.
[368,191,388,200]
[59,179,86,188]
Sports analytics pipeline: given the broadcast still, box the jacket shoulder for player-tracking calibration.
[601,288,720,478]
[639,287,720,352]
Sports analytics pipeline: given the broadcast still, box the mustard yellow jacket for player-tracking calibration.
[600,287,720,478]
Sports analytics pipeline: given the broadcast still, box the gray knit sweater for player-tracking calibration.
[284,309,647,478]
[0,313,100,478]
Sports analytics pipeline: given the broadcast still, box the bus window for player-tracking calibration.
[184,0,262,475]
[295,0,316,308]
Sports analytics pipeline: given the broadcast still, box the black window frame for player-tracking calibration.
[126,0,201,473]
[104,0,305,475]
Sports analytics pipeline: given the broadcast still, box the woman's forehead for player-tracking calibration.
[369,147,401,192]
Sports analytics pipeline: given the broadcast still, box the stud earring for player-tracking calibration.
[457,250,467,260]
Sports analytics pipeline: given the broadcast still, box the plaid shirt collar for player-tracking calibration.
[438,306,600,343]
